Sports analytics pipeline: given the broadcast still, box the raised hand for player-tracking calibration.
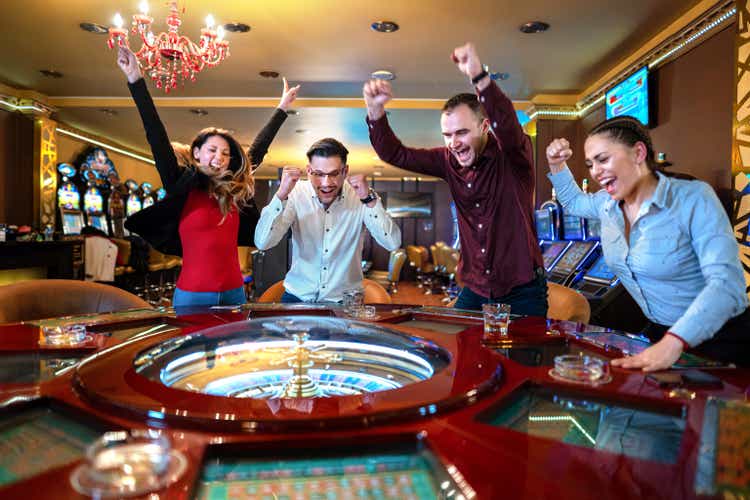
[363,79,393,121]
[451,43,483,81]
[117,46,142,84]
[276,166,302,201]
[347,174,370,199]
[278,77,301,112]
[546,138,573,173]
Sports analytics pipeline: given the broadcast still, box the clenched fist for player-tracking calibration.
[451,43,484,84]
[117,46,142,84]
[276,166,302,201]
[347,174,370,199]
[546,138,573,173]
[363,80,393,121]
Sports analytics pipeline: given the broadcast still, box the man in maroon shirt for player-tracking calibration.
[363,42,547,316]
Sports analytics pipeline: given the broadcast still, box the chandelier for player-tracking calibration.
[108,1,229,92]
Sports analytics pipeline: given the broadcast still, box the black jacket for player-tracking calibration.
[124,78,287,256]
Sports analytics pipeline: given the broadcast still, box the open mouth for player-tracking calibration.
[452,147,472,164]
[318,187,336,197]
[598,176,617,195]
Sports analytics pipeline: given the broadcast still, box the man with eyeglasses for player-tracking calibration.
[363,42,547,316]
[255,137,401,303]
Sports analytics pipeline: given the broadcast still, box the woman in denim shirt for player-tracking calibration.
[546,116,749,370]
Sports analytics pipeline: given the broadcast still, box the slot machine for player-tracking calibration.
[125,179,143,217]
[79,148,118,235]
[156,187,166,202]
[141,182,156,209]
[538,189,562,241]
[82,170,108,234]
[108,175,127,238]
[56,163,84,237]
[546,240,599,285]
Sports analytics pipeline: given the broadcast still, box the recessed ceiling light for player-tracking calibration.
[223,22,251,33]
[372,171,383,176]
[519,21,550,34]
[190,109,208,116]
[286,109,300,116]
[295,129,308,134]
[371,70,395,81]
[371,21,399,33]
[259,71,279,78]
[99,108,118,116]
[491,72,510,81]
[79,22,109,34]
[39,69,63,78]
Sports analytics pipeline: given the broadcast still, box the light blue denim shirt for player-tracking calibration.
[548,166,748,346]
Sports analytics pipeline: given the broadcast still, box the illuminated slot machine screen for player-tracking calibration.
[126,195,142,217]
[84,189,103,213]
[535,209,554,241]
[562,214,585,240]
[196,443,464,500]
[57,185,80,210]
[90,214,108,233]
[478,385,686,464]
[583,255,617,285]
[61,209,84,235]
[541,241,570,272]
[0,406,102,486]
[551,241,595,276]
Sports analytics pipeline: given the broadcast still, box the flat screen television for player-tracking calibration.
[384,192,432,219]
[605,66,652,127]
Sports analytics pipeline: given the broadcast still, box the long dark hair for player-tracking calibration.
[189,127,254,216]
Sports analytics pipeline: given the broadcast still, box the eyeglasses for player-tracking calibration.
[309,170,343,179]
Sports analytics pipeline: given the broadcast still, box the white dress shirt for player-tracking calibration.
[255,181,401,302]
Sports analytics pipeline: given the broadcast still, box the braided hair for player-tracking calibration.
[587,116,662,172]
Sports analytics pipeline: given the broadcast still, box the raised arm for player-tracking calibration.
[546,138,606,219]
[118,47,181,192]
[254,166,300,250]
[452,43,527,153]
[247,77,299,167]
[363,80,446,178]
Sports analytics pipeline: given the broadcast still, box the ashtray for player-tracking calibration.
[40,324,91,347]
[549,354,612,385]
[70,429,187,498]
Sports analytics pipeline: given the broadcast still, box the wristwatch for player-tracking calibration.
[360,188,378,204]
[471,65,489,85]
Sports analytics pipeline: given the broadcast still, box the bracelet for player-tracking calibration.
[360,189,377,204]
[471,69,489,85]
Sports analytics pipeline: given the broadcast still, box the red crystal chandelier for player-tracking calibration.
[108,1,230,92]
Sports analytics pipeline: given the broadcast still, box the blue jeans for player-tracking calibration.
[281,291,303,303]
[173,286,246,307]
[454,268,549,317]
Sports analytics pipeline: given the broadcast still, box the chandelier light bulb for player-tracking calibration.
[113,13,124,29]
[217,25,225,42]
[205,14,215,29]
[138,1,149,15]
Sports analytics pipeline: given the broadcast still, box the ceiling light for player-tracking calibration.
[371,70,395,80]
[286,110,300,116]
[79,22,110,34]
[519,21,550,34]
[190,109,208,116]
[295,129,308,134]
[371,21,399,33]
[39,69,64,78]
[259,71,280,78]
[99,108,118,116]
[373,171,382,176]
[223,22,251,33]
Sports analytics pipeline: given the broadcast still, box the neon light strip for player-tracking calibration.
[55,127,155,165]
[528,415,597,445]
[0,99,46,113]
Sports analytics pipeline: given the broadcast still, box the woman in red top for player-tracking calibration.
[117,47,299,307]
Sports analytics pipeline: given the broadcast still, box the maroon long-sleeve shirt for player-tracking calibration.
[367,82,543,298]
